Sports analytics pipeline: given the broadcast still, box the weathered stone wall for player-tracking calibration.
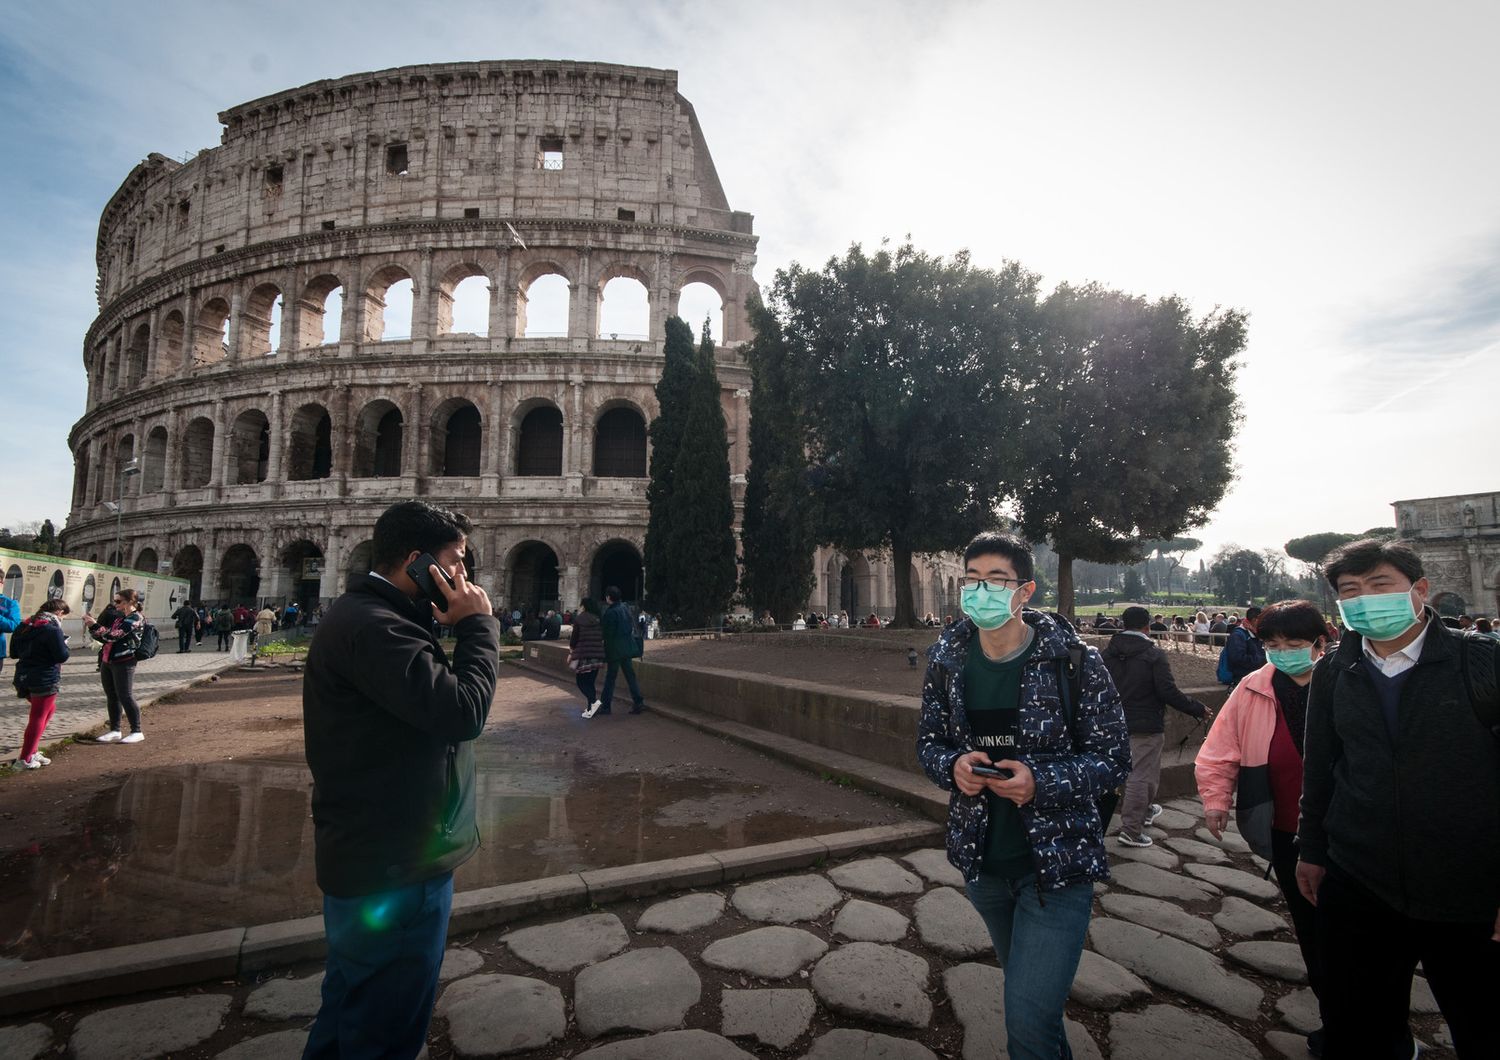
[1394,491,1500,617]
[62,61,758,608]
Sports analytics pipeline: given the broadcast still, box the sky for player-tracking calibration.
[2,0,1496,570]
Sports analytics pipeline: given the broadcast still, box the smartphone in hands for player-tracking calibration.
[969,762,1015,780]
[404,553,456,610]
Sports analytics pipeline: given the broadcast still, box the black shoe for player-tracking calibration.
[630,703,648,715]
[597,706,612,715]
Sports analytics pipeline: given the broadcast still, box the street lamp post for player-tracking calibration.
[114,460,140,567]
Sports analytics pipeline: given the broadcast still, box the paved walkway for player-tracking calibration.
[0,795,1457,1058]
[1,644,238,762]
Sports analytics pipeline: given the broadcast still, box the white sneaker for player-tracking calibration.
[1116,830,1154,848]
[97,731,123,743]
[1144,803,1164,827]
[582,700,602,719]
[120,732,145,744]
[34,752,51,765]
[14,755,41,770]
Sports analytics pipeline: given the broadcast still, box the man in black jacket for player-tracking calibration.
[1297,538,1499,1060]
[1103,606,1210,847]
[303,501,499,1060]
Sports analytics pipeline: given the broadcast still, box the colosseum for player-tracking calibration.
[62,60,962,621]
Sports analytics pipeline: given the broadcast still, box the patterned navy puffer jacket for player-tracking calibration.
[917,610,1131,890]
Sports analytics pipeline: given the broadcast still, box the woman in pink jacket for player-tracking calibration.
[1195,598,1329,1057]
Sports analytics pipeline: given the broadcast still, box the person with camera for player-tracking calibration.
[302,501,499,1060]
[84,588,145,744]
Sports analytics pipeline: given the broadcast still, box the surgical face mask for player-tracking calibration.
[961,584,1017,630]
[1337,590,1420,642]
[1267,646,1317,676]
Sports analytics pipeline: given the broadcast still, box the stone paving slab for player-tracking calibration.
[1108,861,1221,902]
[732,874,843,924]
[1182,862,1280,900]
[638,893,727,935]
[702,926,828,980]
[1195,826,1252,853]
[1276,986,1321,1032]
[912,886,990,958]
[437,946,483,981]
[1109,1004,1262,1060]
[899,848,963,887]
[827,856,925,897]
[832,898,909,942]
[1213,895,1288,938]
[502,911,629,972]
[811,942,931,1029]
[1069,949,1151,1010]
[1088,917,1263,1020]
[1226,940,1308,983]
[1107,841,1181,870]
[436,973,567,1056]
[215,1028,310,1060]
[1150,808,1199,830]
[0,1022,52,1060]
[1098,892,1220,948]
[720,987,816,1049]
[576,1028,755,1059]
[1161,836,1232,865]
[575,947,702,1037]
[802,1029,937,1060]
[242,972,323,1020]
[70,994,231,1060]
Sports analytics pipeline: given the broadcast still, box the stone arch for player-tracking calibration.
[829,552,872,618]
[281,539,325,605]
[181,417,214,489]
[507,540,561,614]
[219,543,260,605]
[361,263,414,343]
[515,401,564,476]
[351,399,403,478]
[595,262,652,341]
[117,432,136,485]
[286,402,333,481]
[229,408,271,484]
[134,546,159,575]
[429,397,482,477]
[126,322,150,388]
[241,282,283,358]
[193,297,231,366]
[437,262,492,337]
[73,445,91,509]
[592,404,648,478]
[678,271,728,343]
[590,539,644,603]
[142,425,168,492]
[158,311,184,376]
[298,273,344,348]
[170,544,203,599]
[515,260,572,338]
[345,539,374,591]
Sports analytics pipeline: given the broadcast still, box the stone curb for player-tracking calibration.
[509,657,949,823]
[0,821,940,1018]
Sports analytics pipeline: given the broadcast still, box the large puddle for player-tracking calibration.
[1,736,905,960]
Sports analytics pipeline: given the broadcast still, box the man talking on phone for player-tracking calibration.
[302,501,499,1059]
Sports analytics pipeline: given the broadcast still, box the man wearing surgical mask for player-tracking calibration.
[1296,538,1500,1060]
[916,532,1130,1060]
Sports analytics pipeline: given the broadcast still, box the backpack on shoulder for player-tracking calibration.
[133,622,161,661]
[1215,628,1239,685]
[1458,632,1500,741]
[1050,613,1121,832]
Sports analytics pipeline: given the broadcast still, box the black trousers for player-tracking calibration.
[100,662,141,734]
[217,629,231,650]
[177,627,193,652]
[1317,863,1499,1059]
[1270,829,1325,1020]
[574,668,599,704]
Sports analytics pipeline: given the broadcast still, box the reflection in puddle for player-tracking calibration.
[1,746,886,960]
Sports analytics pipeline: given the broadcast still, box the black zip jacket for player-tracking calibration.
[302,574,501,897]
[1299,610,1500,922]
[1102,631,1206,734]
[10,615,71,694]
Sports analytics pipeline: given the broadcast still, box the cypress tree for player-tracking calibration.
[663,326,738,628]
[644,316,697,617]
[740,299,815,624]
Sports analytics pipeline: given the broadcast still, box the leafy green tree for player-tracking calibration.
[740,298,817,623]
[1121,567,1146,601]
[663,328,738,628]
[769,242,1037,627]
[1210,545,1268,604]
[644,317,699,617]
[1015,284,1245,616]
[1145,536,1201,601]
[1363,525,1398,539]
[1286,532,1357,610]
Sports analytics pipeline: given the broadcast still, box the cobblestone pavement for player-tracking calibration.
[1,644,238,762]
[0,795,1458,1058]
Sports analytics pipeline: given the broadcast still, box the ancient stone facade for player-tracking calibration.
[1393,491,1500,618]
[62,61,762,609]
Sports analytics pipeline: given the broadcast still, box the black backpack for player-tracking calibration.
[133,622,161,661]
[1457,632,1500,741]
[1050,614,1122,831]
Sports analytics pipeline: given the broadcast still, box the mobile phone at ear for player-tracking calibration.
[405,553,456,609]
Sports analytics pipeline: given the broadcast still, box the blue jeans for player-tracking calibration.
[965,872,1094,1060]
[602,657,644,709]
[304,872,453,1060]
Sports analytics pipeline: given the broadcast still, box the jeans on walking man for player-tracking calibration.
[302,501,499,1059]
[1103,606,1211,847]
[1297,538,1500,1059]
[597,586,646,715]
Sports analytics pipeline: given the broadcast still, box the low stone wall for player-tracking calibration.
[523,641,1229,785]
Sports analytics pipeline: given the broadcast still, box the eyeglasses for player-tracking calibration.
[959,577,1026,592]
[111,597,124,604]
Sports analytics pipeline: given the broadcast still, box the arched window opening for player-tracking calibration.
[282,539,325,606]
[230,410,271,484]
[516,406,563,476]
[242,283,283,358]
[126,324,150,387]
[193,298,231,367]
[181,417,215,489]
[597,276,649,340]
[134,547,158,574]
[679,281,725,343]
[287,403,333,481]
[142,427,168,493]
[219,544,259,606]
[440,270,491,337]
[159,312,185,376]
[517,273,570,338]
[297,275,343,348]
[509,543,560,614]
[362,267,413,343]
[108,342,123,392]
[171,545,203,601]
[593,407,647,477]
[116,435,136,498]
[590,541,644,603]
[352,401,403,478]
[74,447,91,509]
[431,401,482,477]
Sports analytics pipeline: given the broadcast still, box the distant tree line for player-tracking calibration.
[0,519,59,556]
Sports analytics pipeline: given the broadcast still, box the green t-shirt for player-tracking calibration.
[964,627,1036,879]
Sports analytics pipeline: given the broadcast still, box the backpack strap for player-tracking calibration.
[1054,643,1087,732]
[1458,633,1500,741]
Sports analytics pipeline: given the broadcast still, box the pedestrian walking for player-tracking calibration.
[172,600,198,653]
[1195,599,1331,1055]
[194,603,207,644]
[10,598,71,769]
[917,532,1130,1060]
[84,587,146,744]
[571,597,608,718]
[1103,606,1211,847]
[0,589,21,680]
[254,604,275,649]
[1297,538,1499,1059]
[303,501,499,1060]
[213,604,233,651]
[600,586,646,715]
